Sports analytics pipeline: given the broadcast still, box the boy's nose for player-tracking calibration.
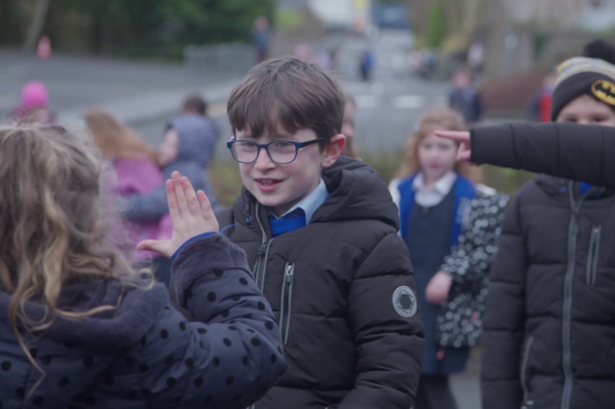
[254,149,276,170]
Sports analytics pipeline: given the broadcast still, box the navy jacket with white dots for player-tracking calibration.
[0,234,287,408]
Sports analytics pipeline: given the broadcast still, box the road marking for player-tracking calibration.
[393,95,424,109]
[355,95,379,109]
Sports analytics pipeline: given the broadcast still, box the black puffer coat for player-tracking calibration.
[0,234,286,409]
[217,156,425,409]
[482,175,615,409]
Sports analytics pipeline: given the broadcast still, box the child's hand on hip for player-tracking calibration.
[138,171,219,258]
[426,271,452,305]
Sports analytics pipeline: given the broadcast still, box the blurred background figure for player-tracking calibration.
[526,71,557,122]
[359,48,375,82]
[449,69,482,126]
[467,42,484,78]
[294,42,315,63]
[252,15,271,64]
[11,81,54,124]
[83,109,173,285]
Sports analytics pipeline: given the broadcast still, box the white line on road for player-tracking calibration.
[355,95,380,109]
[392,95,424,110]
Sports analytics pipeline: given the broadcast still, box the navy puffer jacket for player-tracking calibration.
[0,234,286,408]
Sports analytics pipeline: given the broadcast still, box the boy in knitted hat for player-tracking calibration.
[470,38,615,409]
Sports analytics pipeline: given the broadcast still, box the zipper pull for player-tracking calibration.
[285,264,294,283]
[257,244,267,256]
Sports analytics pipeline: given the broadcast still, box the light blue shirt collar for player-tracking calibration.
[269,178,329,224]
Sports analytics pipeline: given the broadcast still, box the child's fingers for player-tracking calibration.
[165,180,181,220]
[180,176,201,217]
[197,190,213,218]
[434,130,470,143]
[137,239,171,258]
[172,172,190,216]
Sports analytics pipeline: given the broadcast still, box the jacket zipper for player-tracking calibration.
[279,263,295,344]
[250,204,271,409]
[252,203,273,292]
[585,226,601,286]
[561,182,588,409]
[521,335,535,409]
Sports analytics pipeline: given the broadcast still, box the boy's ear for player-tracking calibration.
[322,134,346,168]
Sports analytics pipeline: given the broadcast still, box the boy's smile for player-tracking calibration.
[235,125,344,217]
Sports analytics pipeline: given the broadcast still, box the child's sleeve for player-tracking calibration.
[471,122,615,189]
[137,234,286,409]
[481,195,528,409]
[440,193,510,284]
[122,184,169,222]
[340,232,424,409]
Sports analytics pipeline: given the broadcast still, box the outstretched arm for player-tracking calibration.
[436,123,615,188]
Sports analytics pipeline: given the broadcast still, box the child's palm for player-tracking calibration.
[138,171,219,258]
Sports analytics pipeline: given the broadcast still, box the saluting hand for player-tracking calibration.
[434,130,471,162]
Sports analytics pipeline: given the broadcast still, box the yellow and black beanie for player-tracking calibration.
[550,39,615,121]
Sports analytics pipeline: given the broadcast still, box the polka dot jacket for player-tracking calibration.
[436,191,510,348]
[0,234,287,409]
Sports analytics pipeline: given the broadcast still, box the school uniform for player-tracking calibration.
[212,156,425,409]
[395,171,476,409]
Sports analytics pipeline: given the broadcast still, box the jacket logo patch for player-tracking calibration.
[591,79,615,106]
[392,286,417,318]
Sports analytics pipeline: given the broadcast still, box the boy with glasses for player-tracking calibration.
[216,57,424,409]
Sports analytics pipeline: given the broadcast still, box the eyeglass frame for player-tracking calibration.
[226,137,325,164]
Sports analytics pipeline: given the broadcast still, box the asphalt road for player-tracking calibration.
[0,39,482,408]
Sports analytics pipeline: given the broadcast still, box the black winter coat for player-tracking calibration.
[217,156,425,409]
[481,175,615,409]
[437,190,509,348]
[0,234,286,409]
[470,122,615,189]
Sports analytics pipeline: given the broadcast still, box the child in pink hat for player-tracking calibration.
[12,81,54,123]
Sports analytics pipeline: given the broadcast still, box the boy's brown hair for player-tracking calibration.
[227,57,345,147]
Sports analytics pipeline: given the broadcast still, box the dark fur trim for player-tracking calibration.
[172,234,250,308]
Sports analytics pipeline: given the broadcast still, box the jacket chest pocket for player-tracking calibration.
[279,262,295,345]
[586,226,602,286]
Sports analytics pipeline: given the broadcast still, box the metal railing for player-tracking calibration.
[183,42,255,79]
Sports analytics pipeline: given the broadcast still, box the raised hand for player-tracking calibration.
[138,171,219,258]
[434,130,471,162]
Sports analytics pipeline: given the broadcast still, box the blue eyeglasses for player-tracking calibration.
[227,138,324,164]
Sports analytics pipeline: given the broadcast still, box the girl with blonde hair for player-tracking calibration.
[389,108,498,409]
[0,124,286,408]
[84,109,172,284]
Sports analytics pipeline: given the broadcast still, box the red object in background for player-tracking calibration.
[539,92,552,122]
[37,35,52,60]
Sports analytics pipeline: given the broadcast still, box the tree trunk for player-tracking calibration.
[23,0,50,52]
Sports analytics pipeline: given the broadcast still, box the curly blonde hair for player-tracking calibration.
[396,108,482,183]
[0,124,148,384]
